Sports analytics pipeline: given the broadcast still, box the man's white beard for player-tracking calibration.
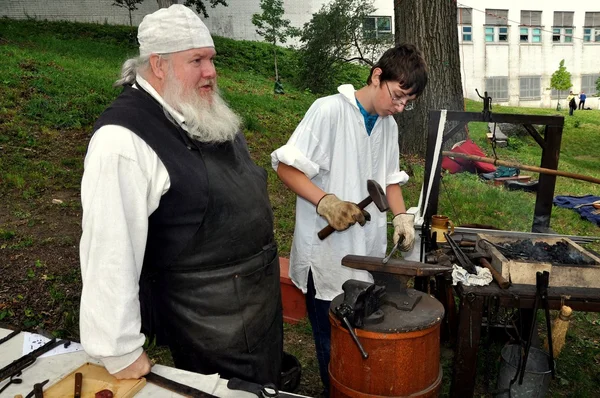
[162,70,241,143]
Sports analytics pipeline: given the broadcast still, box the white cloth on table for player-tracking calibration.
[452,264,493,286]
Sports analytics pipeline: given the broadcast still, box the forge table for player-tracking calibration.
[450,282,600,398]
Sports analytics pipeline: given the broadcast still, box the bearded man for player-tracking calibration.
[79,4,283,385]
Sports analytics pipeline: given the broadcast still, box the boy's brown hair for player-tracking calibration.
[367,43,428,97]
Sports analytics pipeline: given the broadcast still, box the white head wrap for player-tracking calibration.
[138,4,214,57]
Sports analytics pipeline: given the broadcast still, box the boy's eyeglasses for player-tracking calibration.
[385,81,414,111]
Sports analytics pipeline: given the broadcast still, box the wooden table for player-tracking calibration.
[450,282,600,398]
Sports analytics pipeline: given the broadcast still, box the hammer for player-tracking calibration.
[318,180,389,240]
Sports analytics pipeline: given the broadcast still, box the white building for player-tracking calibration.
[2,0,598,109]
[456,0,600,109]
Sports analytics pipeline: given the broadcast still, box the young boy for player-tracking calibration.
[270,43,428,395]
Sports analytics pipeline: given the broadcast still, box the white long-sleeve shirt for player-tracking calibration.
[271,84,408,301]
[79,76,180,373]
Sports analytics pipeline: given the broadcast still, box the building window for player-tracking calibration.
[551,88,572,99]
[458,8,472,42]
[581,74,600,95]
[583,28,600,42]
[520,10,542,43]
[553,11,574,43]
[363,16,392,40]
[520,27,542,42]
[519,76,541,99]
[584,12,600,42]
[485,9,509,42]
[461,26,472,42]
[486,77,509,101]
[485,26,508,42]
[553,28,573,43]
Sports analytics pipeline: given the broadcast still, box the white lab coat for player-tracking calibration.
[271,84,408,301]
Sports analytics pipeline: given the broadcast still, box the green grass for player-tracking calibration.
[0,18,599,397]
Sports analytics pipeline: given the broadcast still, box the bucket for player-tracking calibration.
[496,344,554,398]
[329,289,444,397]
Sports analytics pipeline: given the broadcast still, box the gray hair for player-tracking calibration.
[113,55,152,87]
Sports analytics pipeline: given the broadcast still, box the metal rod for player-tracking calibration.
[442,151,600,185]
[451,226,600,243]
[0,330,20,347]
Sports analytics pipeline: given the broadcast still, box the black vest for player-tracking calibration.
[93,86,282,385]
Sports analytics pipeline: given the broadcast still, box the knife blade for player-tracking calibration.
[145,371,218,398]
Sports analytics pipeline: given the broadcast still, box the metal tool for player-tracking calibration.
[0,338,66,384]
[0,374,22,394]
[24,379,48,398]
[574,200,600,209]
[227,377,298,397]
[519,271,555,384]
[382,240,401,264]
[445,233,477,274]
[145,371,218,398]
[332,280,387,359]
[318,180,389,240]
[0,330,21,347]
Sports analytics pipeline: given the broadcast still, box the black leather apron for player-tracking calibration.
[160,137,283,385]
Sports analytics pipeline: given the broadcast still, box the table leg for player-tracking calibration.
[451,292,485,398]
[435,274,456,344]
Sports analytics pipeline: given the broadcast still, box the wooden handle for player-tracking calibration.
[74,372,82,398]
[479,258,510,289]
[317,198,373,240]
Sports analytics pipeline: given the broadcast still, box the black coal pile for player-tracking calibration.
[496,240,596,265]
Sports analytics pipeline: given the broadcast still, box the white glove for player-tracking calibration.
[317,194,369,231]
[392,213,415,251]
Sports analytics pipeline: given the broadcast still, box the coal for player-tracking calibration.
[496,240,595,265]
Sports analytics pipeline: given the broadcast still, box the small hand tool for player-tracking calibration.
[145,371,218,398]
[318,180,389,240]
[382,240,400,264]
[24,379,48,398]
[519,271,555,385]
[227,377,299,397]
[0,374,22,394]
[74,372,82,398]
[0,329,21,347]
[574,200,600,208]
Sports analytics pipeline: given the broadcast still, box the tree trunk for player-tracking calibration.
[394,0,465,157]
[157,0,176,8]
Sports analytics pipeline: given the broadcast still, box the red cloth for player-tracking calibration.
[441,139,496,174]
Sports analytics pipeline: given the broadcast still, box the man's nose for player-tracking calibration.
[202,62,217,79]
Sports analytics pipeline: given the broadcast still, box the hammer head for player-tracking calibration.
[367,179,389,212]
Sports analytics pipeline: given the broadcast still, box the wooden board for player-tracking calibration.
[44,363,146,398]
[476,234,600,288]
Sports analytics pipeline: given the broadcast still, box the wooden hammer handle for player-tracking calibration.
[479,257,510,289]
[317,197,373,240]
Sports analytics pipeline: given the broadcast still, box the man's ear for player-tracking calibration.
[149,54,167,81]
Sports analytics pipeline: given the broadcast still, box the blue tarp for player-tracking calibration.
[553,195,600,226]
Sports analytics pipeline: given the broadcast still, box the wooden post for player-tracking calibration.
[451,292,485,398]
[532,124,563,232]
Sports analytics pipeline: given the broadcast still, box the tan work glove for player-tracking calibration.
[317,194,369,231]
[392,213,415,251]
